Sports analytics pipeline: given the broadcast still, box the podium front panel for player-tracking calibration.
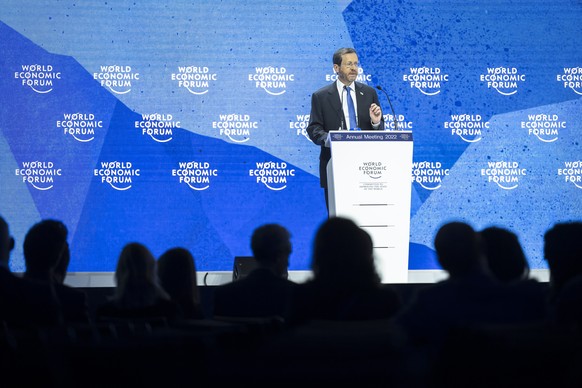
[328,131,413,283]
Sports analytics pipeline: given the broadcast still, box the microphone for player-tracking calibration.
[375,85,399,131]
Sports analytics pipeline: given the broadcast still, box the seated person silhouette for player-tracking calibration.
[96,242,179,321]
[479,226,547,321]
[212,223,297,319]
[396,221,542,348]
[0,215,61,327]
[543,221,582,325]
[23,219,90,323]
[157,247,205,320]
[286,216,401,323]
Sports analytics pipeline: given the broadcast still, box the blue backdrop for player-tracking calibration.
[1,0,581,274]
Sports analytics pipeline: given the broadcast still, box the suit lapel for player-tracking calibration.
[327,83,341,108]
[327,83,344,129]
[354,82,366,128]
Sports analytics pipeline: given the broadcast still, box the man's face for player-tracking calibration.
[334,52,359,85]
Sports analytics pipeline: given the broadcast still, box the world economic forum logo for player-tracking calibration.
[326,67,373,84]
[521,114,564,143]
[172,161,218,191]
[249,161,295,191]
[383,114,413,131]
[444,114,487,143]
[557,67,582,95]
[558,161,582,189]
[412,161,449,190]
[291,113,311,140]
[213,114,257,143]
[480,67,525,96]
[359,162,386,179]
[93,161,140,191]
[134,113,178,143]
[403,67,449,96]
[15,161,61,190]
[481,161,526,190]
[249,66,295,96]
[14,64,61,94]
[171,66,218,95]
[58,113,102,143]
[93,65,139,95]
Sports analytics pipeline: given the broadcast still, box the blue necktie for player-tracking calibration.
[345,86,357,130]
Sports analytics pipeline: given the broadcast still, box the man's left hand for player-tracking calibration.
[370,103,382,125]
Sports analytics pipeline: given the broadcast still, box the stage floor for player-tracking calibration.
[61,269,550,288]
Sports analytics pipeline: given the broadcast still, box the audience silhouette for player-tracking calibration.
[53,237,72,285]
[212,223,297,319]
[552,275,582,327]
[479,226,548,320]
[6,214,582,386]
[480,226,530,282]
[286,216,401,323]
[95,242,179,321]
[0,215,62,327]
[396,221,525,345]
[23,219,90,323]
[543,221,582,326]
[157,247,205,320]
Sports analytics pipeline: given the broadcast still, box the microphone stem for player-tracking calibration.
[376,86,399,131]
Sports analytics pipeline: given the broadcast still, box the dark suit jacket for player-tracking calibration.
[54,283,91,323]
[307,81,383,188]
[95,297,180,321]
[24,272,90,323]
[286,280,401,324]
[212,268,298,318]
[395,271,547,346]
[0,267,62,327]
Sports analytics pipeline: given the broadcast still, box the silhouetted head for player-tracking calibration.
[0,216,16,268]
[114,242,165,307]
[23,219,68,277]
[158,247,199,304]
[312,217,380,289]
[544,221,582,294]
[480,226,529,282]
[434,221,483,277]
[53,242,71,284]
[251,223,292,278]
[116,242,156,286]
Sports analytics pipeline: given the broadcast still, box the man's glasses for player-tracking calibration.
[342,62,360,68]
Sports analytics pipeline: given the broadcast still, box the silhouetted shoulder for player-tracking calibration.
[54,282,90,323]
[96,297,180,321]
[213,268,298,318]
[0,267,62,327]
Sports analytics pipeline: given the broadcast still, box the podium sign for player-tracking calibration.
[327,130,414,283]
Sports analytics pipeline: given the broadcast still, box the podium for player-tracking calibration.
[327,130,414,283]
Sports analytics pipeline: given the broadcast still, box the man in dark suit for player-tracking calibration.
[212,223,297,319]
[307,47,384,211]
[0,215,62,327]
[23,219,90,323]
